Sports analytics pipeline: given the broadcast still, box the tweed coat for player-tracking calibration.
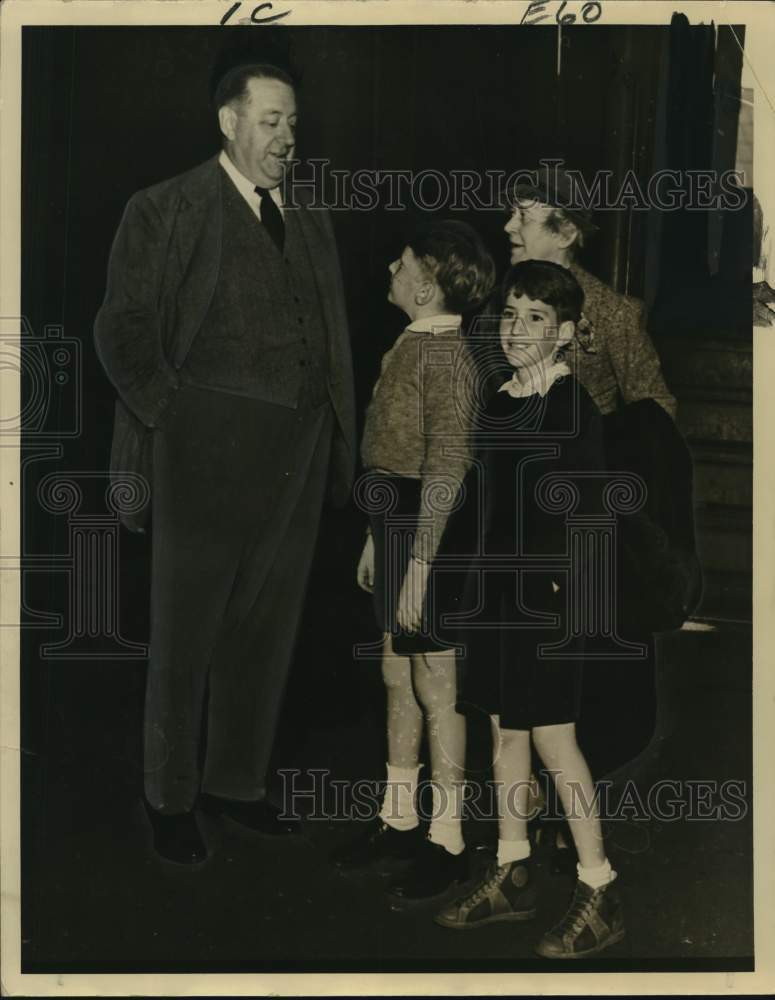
[94,154,356,531]
[569,264,677,419]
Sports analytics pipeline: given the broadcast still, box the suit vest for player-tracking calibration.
[183,167,330,407]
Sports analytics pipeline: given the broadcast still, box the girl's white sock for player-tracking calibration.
[379,763,421,832]
[428,782,465,856]
[577,857,617,889]
[497,837,531,867]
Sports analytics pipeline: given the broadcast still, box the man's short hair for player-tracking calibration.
[501,259,584,326]
[407,219,496,314]
[213,62,296,113]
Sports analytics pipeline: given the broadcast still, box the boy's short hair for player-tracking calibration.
[501,260,584,325]
[407,220,496,314]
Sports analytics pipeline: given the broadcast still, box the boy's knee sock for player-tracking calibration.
[428,782,465,856]
[497,838,531,867]
[577,857,617,889]
[379,763,421,832]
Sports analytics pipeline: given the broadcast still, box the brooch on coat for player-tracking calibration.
[575,313,597,353]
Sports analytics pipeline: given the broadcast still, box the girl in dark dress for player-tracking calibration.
[435,261,625,959]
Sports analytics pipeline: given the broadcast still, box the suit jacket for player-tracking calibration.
[570,264,677,419]
[94,154,356,532]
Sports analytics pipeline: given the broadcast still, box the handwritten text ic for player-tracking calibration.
[220,2,292,25]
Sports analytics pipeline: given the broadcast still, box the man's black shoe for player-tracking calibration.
[144,800,207,865]
[330,818,422,873]
[387,838,468,902]
[200,793,301,836]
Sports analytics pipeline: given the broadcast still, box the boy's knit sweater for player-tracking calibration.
[361,314,475,562]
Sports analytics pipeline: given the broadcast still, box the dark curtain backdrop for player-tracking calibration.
[19,22,753,729]
[15,15,730,809]
[22,24,678,446]
[18,24,751,969]
[20,24,676,751]
[19,24,669,954]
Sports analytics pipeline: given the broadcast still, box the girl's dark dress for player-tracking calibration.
[457,372,605,731]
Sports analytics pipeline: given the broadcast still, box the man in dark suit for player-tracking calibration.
[94,60,355,863]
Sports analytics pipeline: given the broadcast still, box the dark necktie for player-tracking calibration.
[254,185,285,254]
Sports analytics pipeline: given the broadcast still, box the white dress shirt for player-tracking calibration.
[219,149,285,221]
[405,312,463,335]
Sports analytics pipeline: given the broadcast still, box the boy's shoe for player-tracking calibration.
[434,859,537,929]
[330,818,422,873]
[387,838,468,902]
[535,877,625,959]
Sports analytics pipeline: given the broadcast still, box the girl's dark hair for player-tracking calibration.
[407,220,496,314]
[501,259,584,325]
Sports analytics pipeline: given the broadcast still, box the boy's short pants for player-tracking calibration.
[368,472,468,657]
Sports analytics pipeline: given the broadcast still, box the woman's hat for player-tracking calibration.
[504,164,599,239]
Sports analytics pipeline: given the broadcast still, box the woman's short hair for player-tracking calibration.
[501,259,584,325]
[407,220,496,314]
[213,62,296,112]
[540,205,597,252]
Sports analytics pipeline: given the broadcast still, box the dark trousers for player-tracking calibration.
[144,384,334,814]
